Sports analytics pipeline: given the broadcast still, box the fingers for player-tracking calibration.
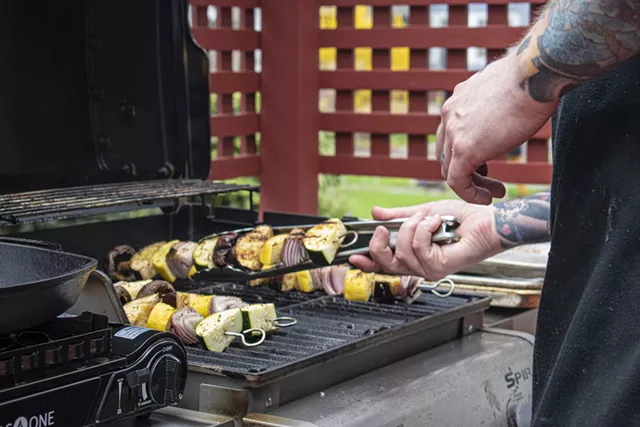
[447,152,493,205]
[471,172,506,199]
[412,216,446,279]
[394,213,430,277]
[371,205,429,221]
[365,226,411,275]
[436,122,445,168]
[348,254,379,272]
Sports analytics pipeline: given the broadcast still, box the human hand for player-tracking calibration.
[436,53,558,205]
[348,200,503,280]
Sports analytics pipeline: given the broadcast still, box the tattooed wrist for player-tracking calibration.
[493,192,551,249]
[514,0,640,103]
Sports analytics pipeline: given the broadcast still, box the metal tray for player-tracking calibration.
[460,243,549,278]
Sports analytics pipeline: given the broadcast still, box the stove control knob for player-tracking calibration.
[148,354,183,406]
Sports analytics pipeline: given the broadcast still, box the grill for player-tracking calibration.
[0,180,258,226]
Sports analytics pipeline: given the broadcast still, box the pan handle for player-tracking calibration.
[0,236,63,251]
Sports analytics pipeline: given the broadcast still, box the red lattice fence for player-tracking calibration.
[190,0,552,215]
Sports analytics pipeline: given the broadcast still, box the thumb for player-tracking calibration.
[372,204,430,221]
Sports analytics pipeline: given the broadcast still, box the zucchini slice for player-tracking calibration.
[176,292,213,317]
[259,234,288,266]
[296,270,316,293]
[344,269,374,302]
[146,302,177,331]
[241,303,278,333]
[130,242,166,279]
[232,226,274,271]
[124,293,161,327]
[195,308,244,352]
[114,279,152,302]
[193,237,219,270]
[303,219,347,265]
[152,240,180,283]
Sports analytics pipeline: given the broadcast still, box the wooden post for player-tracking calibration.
[260,0,319,215]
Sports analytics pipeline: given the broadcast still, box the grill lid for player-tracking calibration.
[0,0,210,194]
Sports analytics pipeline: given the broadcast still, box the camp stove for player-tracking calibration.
[0,311,188,427]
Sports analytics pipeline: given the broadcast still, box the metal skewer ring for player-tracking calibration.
[339,230,359,249]
[431,278,455,297]
[225,328,266,347]
[270,317,297,328]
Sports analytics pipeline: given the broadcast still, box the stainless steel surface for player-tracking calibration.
[452,284,541,308]
[461,243,549,278]
[349,215,460,245]
[269,330,534,427]
[0,180,258,225]
[108,407,235,427]
[446,274,544,290]
[484,308,539,335]
[67,270,129,323]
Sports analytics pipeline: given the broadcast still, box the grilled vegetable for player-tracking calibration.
[213,233,239,268]
[105,245,137,282]
[281,229,308,267]
[303,219,347,265]
[152,240,180,282]
[259,234,287,266]
[343,269,374,302]
[161,291,177,308]
[130,242,165,280]
[171,307,203,345]
[231,226,274,270]
[193,237,219,270]
[176,292,213,317]
[249,264,280,287]
[210,296,246,313]
[137,280,176,299]
[124,293,161,327]
[281,273,299,292]
[329,265,349,295]
[114,280,152,304]
[146,302,177,331]
[296,270,317,293]
[195,308,244,352]
[166,242,198,280]
[399,275,422,304]
[372,274,402,302]
[241,303,278,333]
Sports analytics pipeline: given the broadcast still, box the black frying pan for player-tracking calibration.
[0,237,97,334]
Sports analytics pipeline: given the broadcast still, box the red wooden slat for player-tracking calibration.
[320,70,474,91]
[320,27,529,49]
[319,156,552,184]
[319,0,546,5]
[192,28,260,50]
[321,112,552,140]
[210,71,260,93]
[209,156,260,179]
[211,114,260,136]
[191,0,260,7]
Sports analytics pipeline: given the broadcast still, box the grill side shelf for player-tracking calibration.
[0,180,259,226]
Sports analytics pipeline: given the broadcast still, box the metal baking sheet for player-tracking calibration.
[460,243,550,278]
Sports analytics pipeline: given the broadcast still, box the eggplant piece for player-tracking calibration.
[166,242,198,280]
[152,240,180,282]
[372,274,402,302]
[113,279,152,304]
[213,233,239,268]
[130,242,165,279]
[104,245,137,282]
[231,226,274,271]
[303,219,347,265]
[137,280,176,299]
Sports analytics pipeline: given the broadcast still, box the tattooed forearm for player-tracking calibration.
[493,192,551,249]
[515,0,640,102]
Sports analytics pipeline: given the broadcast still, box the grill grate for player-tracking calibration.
[184,284,483,381]
[0,180,258,225]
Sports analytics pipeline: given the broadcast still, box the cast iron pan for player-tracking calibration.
[0,237,97,334]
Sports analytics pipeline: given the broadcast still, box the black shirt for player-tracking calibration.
[533,54,640,426]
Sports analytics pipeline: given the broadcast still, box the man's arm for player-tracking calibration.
[493,192,551,249]
[516,0,640,103]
